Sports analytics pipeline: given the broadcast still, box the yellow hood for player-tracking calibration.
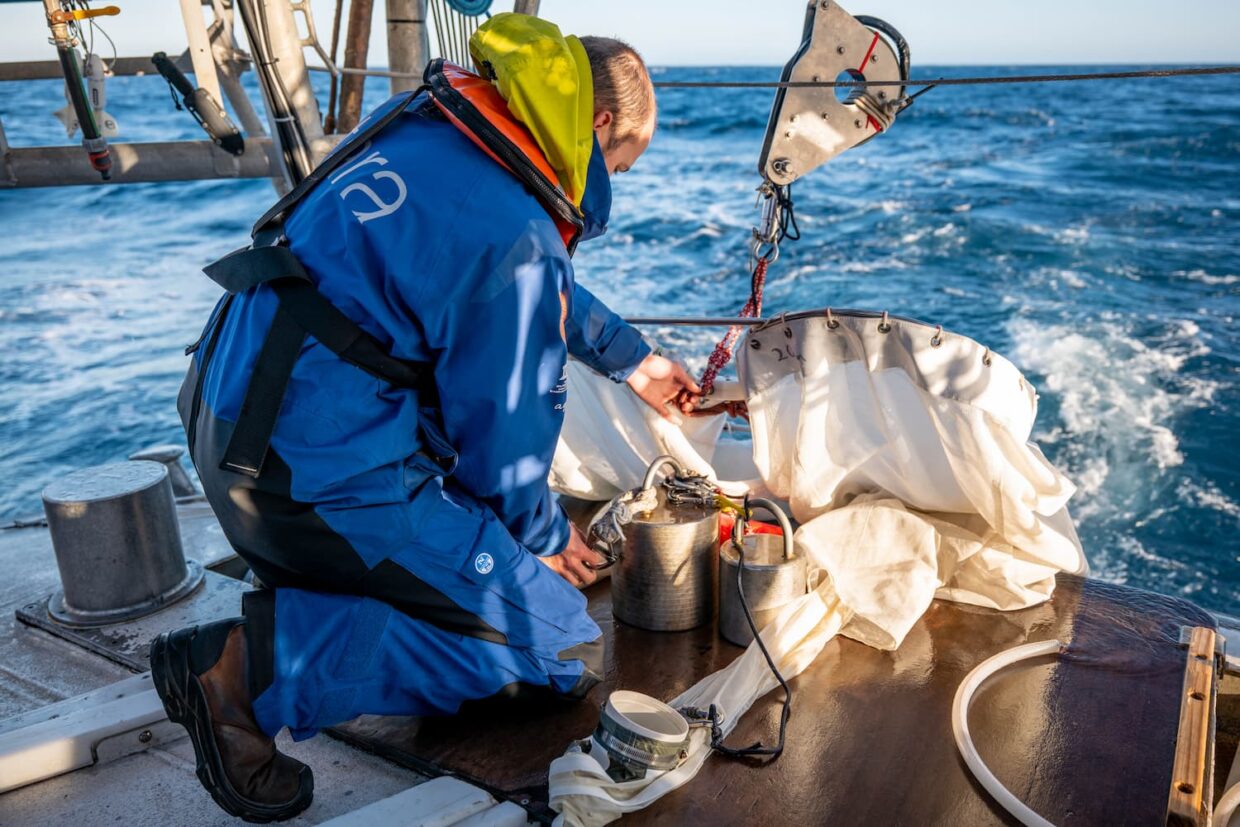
[469,12,593,206]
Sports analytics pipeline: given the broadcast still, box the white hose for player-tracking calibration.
[952,639,1065,827]
[1215,781,1240,827]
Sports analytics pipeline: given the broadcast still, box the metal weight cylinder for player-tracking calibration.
[42,461,203,627]
[611,485,719,633]
[719,500,807,647]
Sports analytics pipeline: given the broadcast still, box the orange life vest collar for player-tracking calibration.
[426,60,584,254]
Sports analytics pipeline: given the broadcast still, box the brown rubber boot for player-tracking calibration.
[150,620,314,822]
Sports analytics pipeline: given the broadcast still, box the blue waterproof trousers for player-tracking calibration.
[241,482,603,740]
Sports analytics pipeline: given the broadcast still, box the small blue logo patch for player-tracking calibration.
[474,553,494,575]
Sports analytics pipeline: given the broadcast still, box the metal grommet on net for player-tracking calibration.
[779,312,792,338]
[749,337,762,350]
[826,307,839,329]
[877,311,892,334]
[982,348,992,366]
[930,325,943,348]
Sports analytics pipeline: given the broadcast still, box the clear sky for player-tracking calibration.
[0,0,1236,65]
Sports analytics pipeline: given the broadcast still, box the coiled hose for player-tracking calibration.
[952,639,1065,827]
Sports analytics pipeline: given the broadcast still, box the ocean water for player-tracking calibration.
[1,66,1237,614]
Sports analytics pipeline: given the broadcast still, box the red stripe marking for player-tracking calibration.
[859,32,883,132]
[858,32,880,72]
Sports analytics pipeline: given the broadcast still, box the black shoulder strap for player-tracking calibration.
[222,300,306,477]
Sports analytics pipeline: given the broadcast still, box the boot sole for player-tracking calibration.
[150,629,314,823]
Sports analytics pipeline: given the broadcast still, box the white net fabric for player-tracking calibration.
[740,313,1085,648]
[551,359,759,500]
[547,311,1085,825]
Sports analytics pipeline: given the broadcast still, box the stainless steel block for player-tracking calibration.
[127,444,198,498]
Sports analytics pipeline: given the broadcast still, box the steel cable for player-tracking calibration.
[652,65,1240,89]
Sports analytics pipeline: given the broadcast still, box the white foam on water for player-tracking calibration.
[666,225,726,248]
[838,256,908,274]
[1175,269,1240,286]
[1055,225,1091,244]
[1008,316,1219,533]
[1116,534,1188,571]
[1177,478,1240,523]
[1059,270,1088,289]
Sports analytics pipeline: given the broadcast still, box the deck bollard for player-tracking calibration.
[41,461,203,627]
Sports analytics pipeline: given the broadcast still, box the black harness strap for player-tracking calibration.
[224,304,306,476]
[198,87,434,479]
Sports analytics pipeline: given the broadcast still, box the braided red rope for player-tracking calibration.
[698,257,768,396]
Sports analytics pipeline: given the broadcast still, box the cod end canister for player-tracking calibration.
[590,690,691,782]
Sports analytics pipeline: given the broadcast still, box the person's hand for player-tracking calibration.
[626,353,702,420]
[538,524,607,588]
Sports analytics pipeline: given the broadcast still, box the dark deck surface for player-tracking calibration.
[331,574,1215,825]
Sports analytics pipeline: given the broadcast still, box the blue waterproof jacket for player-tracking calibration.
[189,93,649,570]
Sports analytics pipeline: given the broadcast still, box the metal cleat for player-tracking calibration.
[128,443,199,498]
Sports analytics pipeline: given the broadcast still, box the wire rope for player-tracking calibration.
[652,65,1240,90]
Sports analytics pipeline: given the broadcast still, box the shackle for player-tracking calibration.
[732,497,794,561]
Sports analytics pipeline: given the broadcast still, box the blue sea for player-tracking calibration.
[1,66,1237,615]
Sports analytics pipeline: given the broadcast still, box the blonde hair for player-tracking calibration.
[579,36,656,149]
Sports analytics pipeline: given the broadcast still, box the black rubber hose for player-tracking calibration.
[58,47,99,136]
[235,0,311,182]
[855,14,911,86]
[710,498,794,761]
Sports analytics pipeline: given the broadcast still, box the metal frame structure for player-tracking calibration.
[0,0,527,189]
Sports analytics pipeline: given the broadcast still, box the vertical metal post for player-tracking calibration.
[337,0,375,134]
[178,0,225,105]
[386,0,429,95]
[217,70,267,137]
[512,0,540,15]
[0,116,14,187]
[208,0,268,138]
[243,0,332,179]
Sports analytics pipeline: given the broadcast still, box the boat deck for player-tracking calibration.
[334,574,1218,825]
[1,500,1237,825]
[0,502,428,826]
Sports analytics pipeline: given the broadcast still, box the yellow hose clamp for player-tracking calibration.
[49,5,121,24]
